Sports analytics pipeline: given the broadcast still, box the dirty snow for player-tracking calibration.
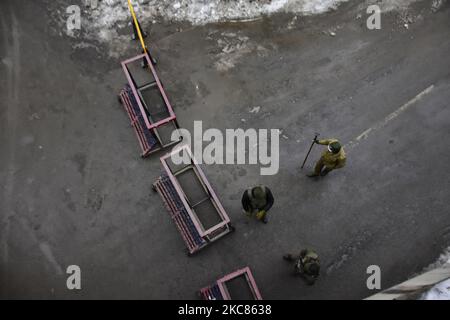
[78,0,423,31]
[66,0,353,47]
[212,32,271,72]
[59,0,421,58]
[85,0,351,27]
[419,246,450,300]
[361,0,422,12]
[420,279,450,300]
[423,246,450,271]
[59,0,353,58]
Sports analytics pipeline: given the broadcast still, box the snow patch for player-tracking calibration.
[363,0,421,12]
[55,1,421,57]
[214,33,269,72]
[70,1,352,44]
[419,247,450,300]
[424,246,450,271]
[420,279,450,300]
[82,0,350,30]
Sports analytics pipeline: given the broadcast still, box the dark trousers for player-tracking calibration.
[314,159,333,176]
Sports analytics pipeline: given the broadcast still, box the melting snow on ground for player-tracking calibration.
[83,0,421,28]
[90,0,350,27]
[77,0,351,44]
[423,246,450,271]
[420,279,450,300]
[62,0,422,57]
[65,0,353,57]
[420,247,450,300]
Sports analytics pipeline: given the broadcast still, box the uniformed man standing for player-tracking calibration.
[241,185,274,224]
[283,249,320,285]
[307,138,346,177]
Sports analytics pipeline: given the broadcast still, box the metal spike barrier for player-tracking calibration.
[119,85,158,156]
[119,53,182,157]
[200,267,263,300]
[154,146,235,255]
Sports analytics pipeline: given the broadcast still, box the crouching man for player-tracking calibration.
[283,249,320,285]
[241,185,274,224]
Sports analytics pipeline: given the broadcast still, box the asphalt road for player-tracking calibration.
[0,0,449,299]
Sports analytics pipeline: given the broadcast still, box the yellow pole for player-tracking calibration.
[127,0,147,53]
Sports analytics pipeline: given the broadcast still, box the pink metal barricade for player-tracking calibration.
[153,145,234,255]
[119,53,182,157]
[200,267,263,300]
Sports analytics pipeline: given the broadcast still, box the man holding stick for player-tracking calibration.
[306,138,346,177]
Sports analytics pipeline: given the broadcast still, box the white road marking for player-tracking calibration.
[346,85,435,149]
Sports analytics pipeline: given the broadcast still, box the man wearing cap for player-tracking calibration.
[241,185,274,224]
[307,138,346,177]
[283,249,320,285]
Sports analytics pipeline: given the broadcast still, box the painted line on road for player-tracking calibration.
[346,84,435,149]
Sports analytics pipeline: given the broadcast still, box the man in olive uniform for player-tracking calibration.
[307,138,346,177]
[283,249,320,285]
[241,185,274,224]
